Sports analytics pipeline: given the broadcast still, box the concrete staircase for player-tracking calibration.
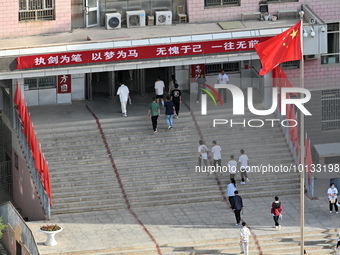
[41,229,337,254]
[34,108,300,216]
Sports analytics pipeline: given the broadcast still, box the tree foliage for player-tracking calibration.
[0,217,6,240]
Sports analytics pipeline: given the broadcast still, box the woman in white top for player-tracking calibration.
[227,180,237,205]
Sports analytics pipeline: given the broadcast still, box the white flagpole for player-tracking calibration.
[299,11,305,255]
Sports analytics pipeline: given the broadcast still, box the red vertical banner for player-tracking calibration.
[57,75,71,93]
[191,64,205,80]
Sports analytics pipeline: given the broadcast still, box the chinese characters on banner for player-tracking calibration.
[17,37,271,70]
[57,75,71,93]
[191,64,205,79]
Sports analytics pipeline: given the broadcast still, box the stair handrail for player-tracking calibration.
[14,109,50,219]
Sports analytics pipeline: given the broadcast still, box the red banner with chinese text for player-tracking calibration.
[17,37,271,70]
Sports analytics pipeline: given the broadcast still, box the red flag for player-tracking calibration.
[305,135,312,185]
[43,159,52,206]
[34,135,42,176]
[17,88,22,117]
[255,21,302,76]
[14,82,19,106]
[29,123,35,155]
[289,108,298,155]
[23,104,29,137]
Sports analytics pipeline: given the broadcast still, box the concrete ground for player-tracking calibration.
[25,93,338,254]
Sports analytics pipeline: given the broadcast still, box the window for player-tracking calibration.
[321,23,340,64]
[322,90,340,131]
[205,0,240,8]
[19,0,55,22]
[205,62,240,74]
[24,76,56,90]
[281,60,299,70]
[267,0,298,2]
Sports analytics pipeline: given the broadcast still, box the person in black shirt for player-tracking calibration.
[171,84,181,118]
[231,190,243,226]
[164,96,175,129]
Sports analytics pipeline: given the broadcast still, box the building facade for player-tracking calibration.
[0,0,339,238]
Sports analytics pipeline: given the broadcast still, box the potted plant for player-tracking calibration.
[39,224,63,246]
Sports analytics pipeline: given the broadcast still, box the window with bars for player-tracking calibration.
[267,0,298,2]
[19,0,55,22]
[322,89,340,131]
[205,62,241,74]
[205,0,240,8]
[321,23,340,65]
[281,60,299,70]
[24,76,56,90]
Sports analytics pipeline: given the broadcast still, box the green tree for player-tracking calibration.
[0,217,6,240]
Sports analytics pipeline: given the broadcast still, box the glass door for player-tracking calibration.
[85,0,99,27]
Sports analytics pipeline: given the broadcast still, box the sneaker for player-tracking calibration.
[337,212,339,214]
[246,178,250,182]
[235,223,239,226]
[154,130,157,133]
[241,182,245,185]
[175,115,179,119]
[168,126,171,129]
[278,225,282,230]
[170,126,173,129]
[330,211,333,214]
[196,101,199,104]
[240,252,244,254]
[123,114,127,117]
[275,226,278,230]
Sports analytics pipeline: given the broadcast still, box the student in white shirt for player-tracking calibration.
[228,155,238,182]
[211,140,222,174]
[238,149,249,185]
[240,222,251,255]
[116,81,130,117]
[198,140,208,171]
[216,69,229,103]
[154,75,165,107]
[328,183,339,213]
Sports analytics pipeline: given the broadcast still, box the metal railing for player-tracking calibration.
[275,99,314,198]
[14,109,50,220]
[19,9,54,21]
[0,201,40,255]
[322,89,340,131]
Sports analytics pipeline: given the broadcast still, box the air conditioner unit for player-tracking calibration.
[155,11,172,26]
[105,13,121,29]
[127,10,146,28]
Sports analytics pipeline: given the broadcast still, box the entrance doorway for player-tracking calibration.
[86,72,114,100]
[85,0,100,27]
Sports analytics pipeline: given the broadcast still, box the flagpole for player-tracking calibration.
[299,11,305,255]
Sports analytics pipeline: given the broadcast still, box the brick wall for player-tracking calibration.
[188,0,340,24]
[0,0,71,39]
[284,59,340,90]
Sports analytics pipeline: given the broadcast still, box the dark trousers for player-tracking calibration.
[214,159,221,167]
[219,88,227,103]
[198,157,208,167]
[273,215,280,226]
[234,210,241,224]
[228,196,234,205]
[151,116,158,131]
[240,167,248,182]
[330,199,338,212]
[174,102,180,115]
[196,88,204,101]
[337,240,340,248]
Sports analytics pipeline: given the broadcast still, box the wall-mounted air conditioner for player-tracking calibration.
[127,10,146,28]
[155,11,172,26]
[105,13,121,29]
